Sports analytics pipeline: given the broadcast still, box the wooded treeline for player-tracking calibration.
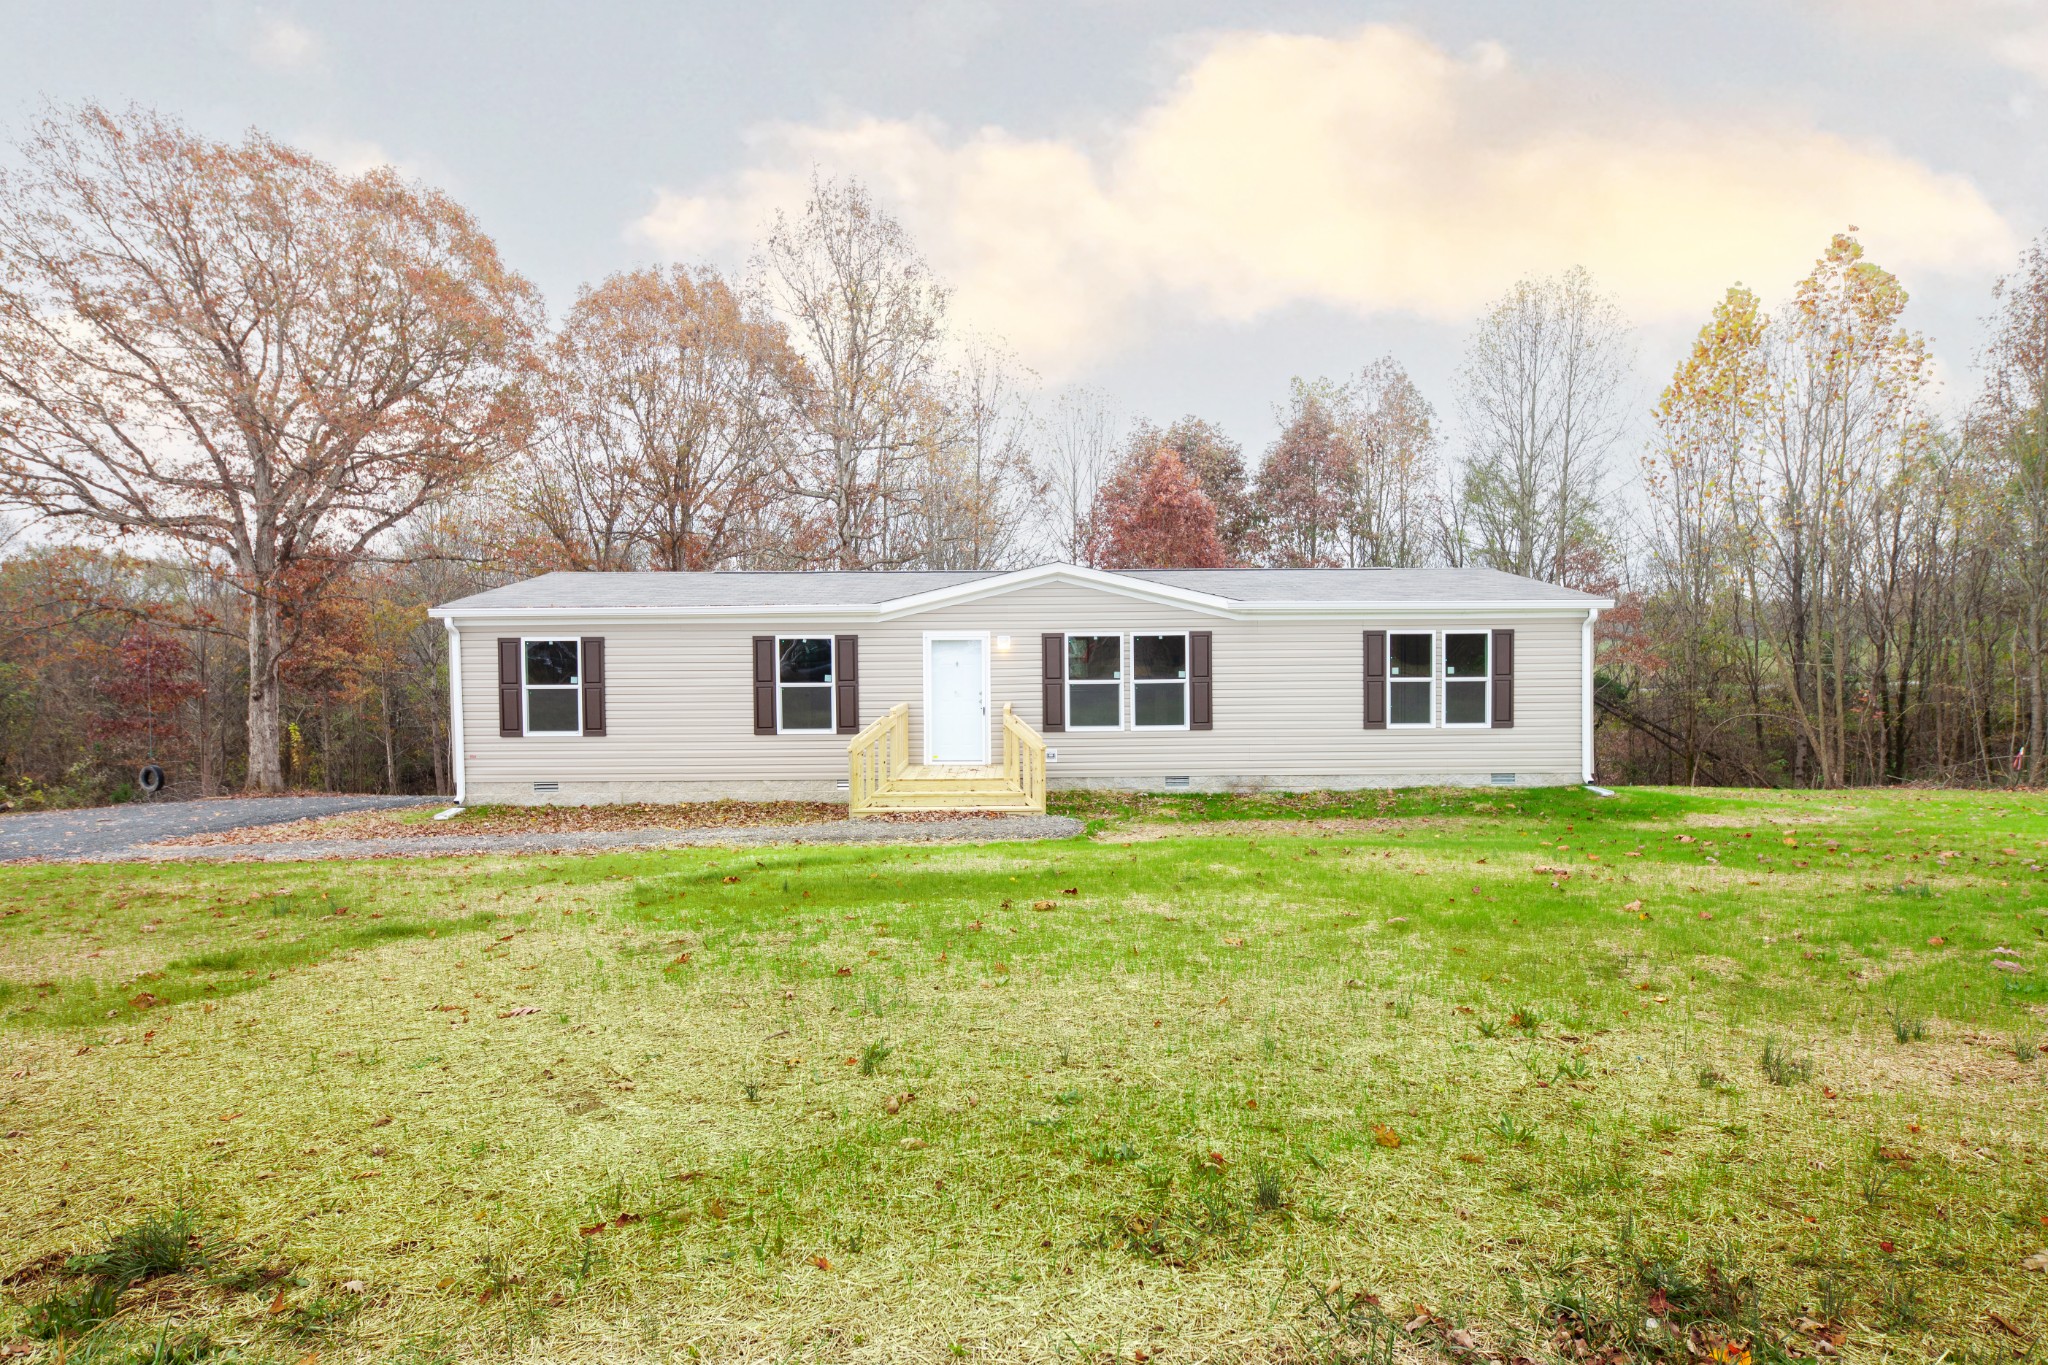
[1,105,2043,802]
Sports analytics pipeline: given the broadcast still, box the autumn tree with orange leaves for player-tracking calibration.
[1087,447,1225,569]
[0,105,539,790]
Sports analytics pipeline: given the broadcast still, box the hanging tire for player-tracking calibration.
[137,764,166,794]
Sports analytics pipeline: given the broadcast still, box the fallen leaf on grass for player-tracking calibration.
[2022,1250,2048,1272]
[1031,900,1056,911]
[672,1170,705,1183]
[370,1116,392,1128]
[811,1255,829,1269]
[1371,1125,1401,1148]
[267,1288,289,1314]
[1061,887,1079,896]
[498,1006,539,1018]
[1222,936,1246,948]
[899,1137,927,1150]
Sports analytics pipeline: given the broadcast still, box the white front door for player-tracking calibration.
[926,636,988,764]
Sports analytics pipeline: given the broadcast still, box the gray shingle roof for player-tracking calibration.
[1120,567,1598,604]
[432,564,1604,614]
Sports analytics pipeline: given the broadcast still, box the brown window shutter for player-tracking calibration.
[580,637,606,736]
[1491,628,1515,728]
[1189,630,1213,730]
[753,636,776,735]
[1363,630,1387,729]
[1040,633,1065,731]
[498,638,522,737]
[834,634,860,734]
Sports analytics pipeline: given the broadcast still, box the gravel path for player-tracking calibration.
[0,794,442,861]
[94,813,1085,862]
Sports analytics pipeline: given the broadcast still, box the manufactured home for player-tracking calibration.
[428,563,1610,811]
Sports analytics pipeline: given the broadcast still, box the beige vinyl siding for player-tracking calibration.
[453,583,1586,802]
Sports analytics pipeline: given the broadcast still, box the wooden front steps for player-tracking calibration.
[846,703,1048,815]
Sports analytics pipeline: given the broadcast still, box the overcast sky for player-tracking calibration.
[6,0,2046,461]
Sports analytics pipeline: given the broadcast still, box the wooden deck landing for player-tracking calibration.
[847,704,1048,815]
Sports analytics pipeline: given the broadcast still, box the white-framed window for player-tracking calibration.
[1444,631,1491,727]
[1065,633,1123,730]
[776,636,834,732]
[522,638,582,734]
[1387,631,1435,727]
[1132,632,1190,729]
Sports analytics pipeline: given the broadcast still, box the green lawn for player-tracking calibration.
[1,786,2045,1363]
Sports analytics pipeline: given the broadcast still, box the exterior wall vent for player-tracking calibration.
[532,781,561,795]
[1163,775,1191,788]
[836,779,850,790]
[1044,748,1058,764]
[1490,773,1516,786]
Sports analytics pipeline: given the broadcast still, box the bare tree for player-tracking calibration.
[1978,232,2048,783]
[1340,358,1441,568]
[1037,386,1119,563]
[918,341,1043,569]
[522,265,796,571]
[1456,267,1630,580]
[757,176,949,569]
[0,105,537,789]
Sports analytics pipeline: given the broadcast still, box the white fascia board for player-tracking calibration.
[426,597,1615,624]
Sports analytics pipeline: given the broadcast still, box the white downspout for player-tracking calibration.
[1581,608,1600,784]
[445,619,466,805]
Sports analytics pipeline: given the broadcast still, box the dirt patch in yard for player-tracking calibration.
[150,801,1011,847]
[1096,817,1443,843]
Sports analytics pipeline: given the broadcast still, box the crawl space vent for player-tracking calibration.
[1163,775,1191,789]
[532,781,560,795]
[1490,773,1516,786]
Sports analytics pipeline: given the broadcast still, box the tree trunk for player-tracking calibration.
[382,683,398,794]
[2030,596,2044,786]
[244,595,285,791]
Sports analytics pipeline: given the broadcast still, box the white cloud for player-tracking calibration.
[635,25,2016,375]
[247,13,316,70]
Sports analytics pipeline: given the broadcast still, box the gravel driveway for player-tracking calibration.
[0,794,441,861]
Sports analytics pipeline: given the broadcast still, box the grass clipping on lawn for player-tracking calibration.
[0,784,2045,1362]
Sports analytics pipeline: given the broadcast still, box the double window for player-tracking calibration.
[1064,632,1191,730]
[1386,630,1490,728]
[776,636,835,732]
[523,639,582,734]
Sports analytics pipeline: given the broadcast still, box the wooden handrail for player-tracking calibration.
[1000,702,1048,813]
[847,703,910,816]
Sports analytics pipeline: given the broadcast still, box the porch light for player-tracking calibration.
[995,635,1012,651]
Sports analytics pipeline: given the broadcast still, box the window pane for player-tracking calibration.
[525,639,579,687]
[1446,679,1488,725]
[1068,635,1120,681]
[780,685,831,730]
[1445,633,1489,678]
[779,638,832,684]
[1069,681,1120,728]
[527,688,579,732]
[1133,634,1186,680]
[1390,679,1431,725]
[1388,633,1432,678]
[1134,681,1186,727]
